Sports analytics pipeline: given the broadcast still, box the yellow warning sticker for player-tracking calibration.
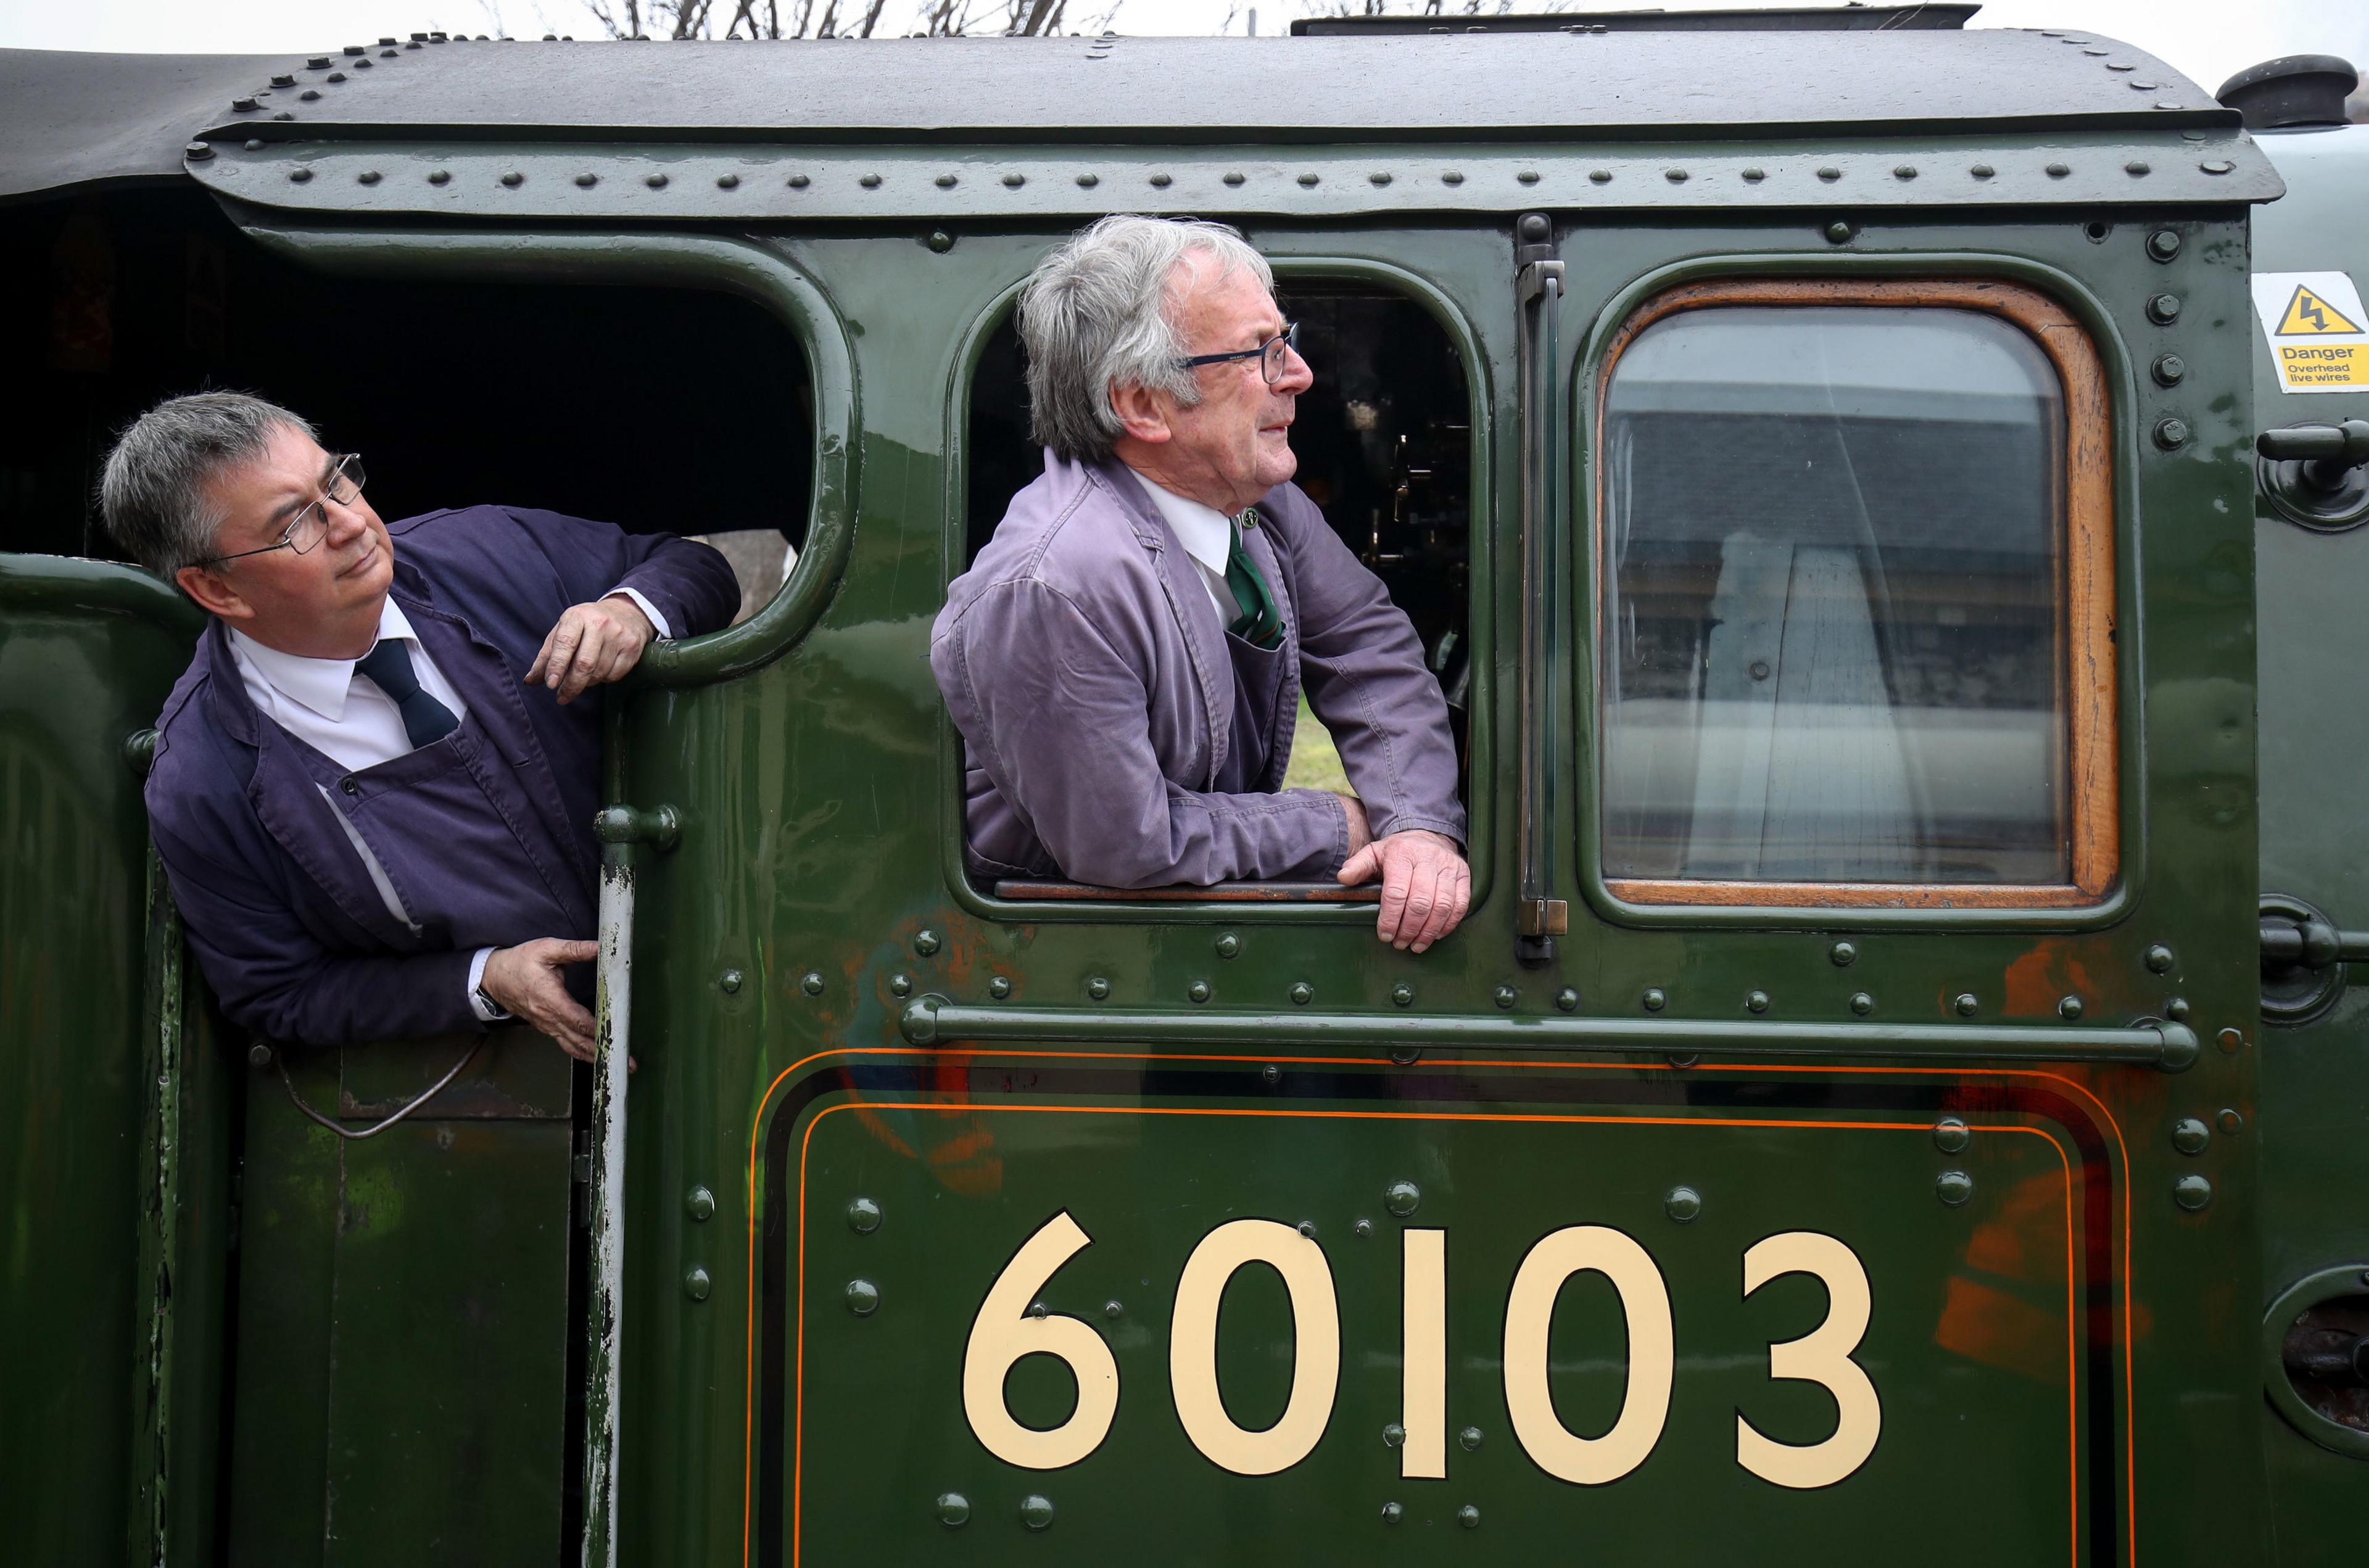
[2252,271,2369,393]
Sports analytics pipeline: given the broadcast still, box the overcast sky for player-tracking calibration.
[1,0,2362,104]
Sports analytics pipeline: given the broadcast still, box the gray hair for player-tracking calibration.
[1018,215,1275,461]
[99,391,318,577]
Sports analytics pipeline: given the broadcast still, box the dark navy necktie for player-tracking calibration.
[354,638,460,750]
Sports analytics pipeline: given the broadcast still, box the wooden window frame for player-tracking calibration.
[1594,278,2118,910]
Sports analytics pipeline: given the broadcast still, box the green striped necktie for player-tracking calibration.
[1223,512,1283,650]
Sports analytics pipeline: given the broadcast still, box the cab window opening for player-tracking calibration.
[961,282,1476,902]
[0,187,814,621]
[1595,279,2116,908]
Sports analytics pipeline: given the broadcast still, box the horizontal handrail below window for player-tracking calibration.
[992,880,1381,905]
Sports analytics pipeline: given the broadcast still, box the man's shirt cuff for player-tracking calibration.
[468,946,511,1023]
[604,587,672,641]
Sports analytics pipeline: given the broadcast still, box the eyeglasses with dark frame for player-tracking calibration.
[201,453,368,566]
[1175,321,1301,386]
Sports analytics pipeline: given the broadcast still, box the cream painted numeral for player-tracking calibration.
[1736,1231,1881,1488]
[961,1211,1120,1470]
[1170,1219,1341,1475]
[1400,1228,1447,1479]
[1503,1226,1674,1485]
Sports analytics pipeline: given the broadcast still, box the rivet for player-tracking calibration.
[890,973,912,997]
[2167,997,2191,1021]
[1391,983,1414,1008]
[2057,995,2084,1019]
[1955,993,1978,1016]
[1494,984,1516,1010]
[684,1266,712,1301]
[1215,933,1240,959]
[801,972,824,996]
[1850,991,1874,1015]
[2153,417,2190,451]
[1458,1505,1481,1530]
[500,170,523,186]
[273,111,294,122]
[997,172,1025,189]
[1104,1299,1123,1320]
[719,967,742,992]
[2152,353,2186,387]
[1664,168,1688,183]
[685,1185,717,1221]
[1381,1501,1404,1525]
[1297,1219,1318,1238]
[2172,1175,2212,1212]
[1223,171,1246,185]
[1442,170,1463,185]
[848,1196,882,1232]
[1893,164,1917,179]
[1382,1421,1406,1447]
[1817,166,1842,181]
[2046,162,2070,178]
[344,44,365,55]
[1149,172,1172,188]
[2144,944,2175,973]
[1027,1301,1047,1318]
[1077,172,1099,187]
[2125,160,2151,176]
[279,165,312,183]
[568,171,593,187]
[1555,988,1580,1012]
[248,1042,273,1068]
[1298,171,1319,186]
[1933,1116,1970,1154]
[1589,169,1612,183]
[245,139,265,151]
[788,173,810,188]
[1517,170,1539,184]
[272,73,296,86]
[1370,171,1392,185]
[1936,1170,1975,1207]
[2170,1117,2210,1155]
[936,1493,970,1527]
[1742,167,1765,181]
[1188,980,1211,1004]
[1970,163,1995,178]
[1019,1494,1055,1530]
[1389,1046,1420,1066]
[2217,1108,2243,1135]
[989,976,1012,999]
[356,168,382,184]
[2146,293,2181,324]
[1354,1218,1374,1237]
[846,1278,880,1315]
[914,930,941,956]
[1745,989,1770,1013]
[1260,1063,1280,1085]
[1829,941,1857,967]
[2218,1027,2244,1054]
[1664,1186,1702,1223]
[860,173,882,188]
[716,173,740,189]
[300,89,321,101]
[1086,976,1111,1001]
[1289,981,1313,1005]
[1668,1053,1698,1070]
[1458,1425,1484,1451]
[2129,81,2159,92]
[2200,159,2235,175]
[1641,988,1666,1012]
[1384,1181,1421,1218]
[935,173,957,188]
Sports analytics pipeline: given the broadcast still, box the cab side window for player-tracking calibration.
[1597,283,2114,906]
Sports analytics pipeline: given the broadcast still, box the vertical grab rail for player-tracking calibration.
[583,801,678,1568]
[1513,212,1568,967]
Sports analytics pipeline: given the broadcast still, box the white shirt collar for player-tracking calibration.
[229,598,418,724]
[1131,471,1238,580]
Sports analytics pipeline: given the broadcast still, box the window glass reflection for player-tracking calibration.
[1601,305,2067,885]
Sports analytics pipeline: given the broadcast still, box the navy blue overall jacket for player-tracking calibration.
[144,505,738,1046]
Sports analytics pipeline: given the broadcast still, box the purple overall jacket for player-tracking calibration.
[144,505,738,1046]
[932,452,1466,888]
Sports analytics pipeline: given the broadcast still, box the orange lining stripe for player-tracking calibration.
[740,1050,2104,1567]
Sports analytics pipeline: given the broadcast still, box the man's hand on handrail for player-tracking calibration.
[1335,795,1471,954]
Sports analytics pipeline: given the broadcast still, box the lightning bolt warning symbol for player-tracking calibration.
[2276,284,2364,336]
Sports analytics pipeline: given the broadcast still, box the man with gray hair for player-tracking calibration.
[110,392,738,1053]
[933,215,1470,951]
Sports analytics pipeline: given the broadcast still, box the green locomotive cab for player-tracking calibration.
[0,14,2358,1567]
